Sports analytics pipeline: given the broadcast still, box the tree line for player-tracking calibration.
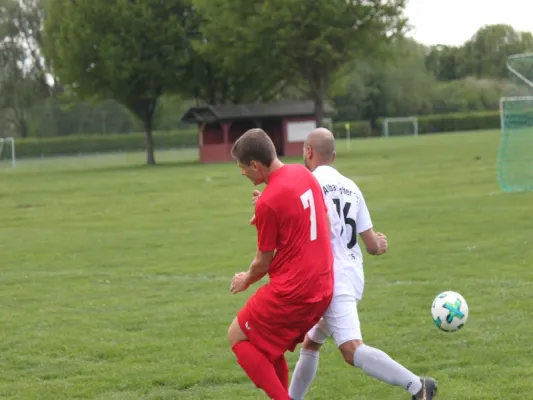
[1,0,532,163]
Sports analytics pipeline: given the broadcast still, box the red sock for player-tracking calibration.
[232,341,290,400]
[273,355,289,389]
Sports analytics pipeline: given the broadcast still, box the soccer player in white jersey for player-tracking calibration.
[286,128,438,400]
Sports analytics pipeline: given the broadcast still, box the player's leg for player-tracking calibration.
[339,340,429,396]
[332,295,437,398]
[273,355,289,389]
[288,319,330,400]
[228,318,290,400]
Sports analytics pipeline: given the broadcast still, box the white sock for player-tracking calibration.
[353,344,422,395]
[288,349,319,400]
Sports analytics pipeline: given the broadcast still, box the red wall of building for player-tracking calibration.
[201,123,224,145]
[198,117,316,163]
[199,122,232,163]
[199,143,233,163]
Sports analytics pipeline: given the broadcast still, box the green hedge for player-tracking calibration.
[14,129,197,159]
[332,110,500,138]
[11,111,501,159]
[411,110,500,134]
[332,120,373,138]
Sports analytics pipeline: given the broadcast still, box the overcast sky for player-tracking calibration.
[405,0,533,46]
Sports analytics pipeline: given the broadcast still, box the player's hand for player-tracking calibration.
[249,190,261,225]
[230,272,250,294]
[376,232,388,255]
[252,190,261,205]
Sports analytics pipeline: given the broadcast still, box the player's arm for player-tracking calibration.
[249,190,262,225]
[244,249,275,286]
[245,201,278,285]
[360,229,387,255]
[356,193,387,255]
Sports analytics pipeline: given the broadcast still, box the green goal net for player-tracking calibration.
[498,54,533,192]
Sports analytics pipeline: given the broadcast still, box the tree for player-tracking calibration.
[425,45,462,81]
[0,0,50,138]
[0,54,43,138]
[333,38,435,126]
[191,0,290,105]
[195,0,406,126]
[460,24,533,79]
[43,0,197,164]
[262,0,406,126]
[373,39,435,119]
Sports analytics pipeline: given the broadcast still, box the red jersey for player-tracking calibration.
[254,164,334,303]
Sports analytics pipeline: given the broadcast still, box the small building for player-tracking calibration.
[180,100,335,163]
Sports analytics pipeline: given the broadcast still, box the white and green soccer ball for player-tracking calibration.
[431,291,469,332]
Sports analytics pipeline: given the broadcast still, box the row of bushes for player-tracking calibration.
[11,129,198,159]
[332,110,500,138]
[8,111,501,159]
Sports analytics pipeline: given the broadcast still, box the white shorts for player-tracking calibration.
[307,294,362,347]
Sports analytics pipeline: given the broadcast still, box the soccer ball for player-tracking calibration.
[431,291,469,332]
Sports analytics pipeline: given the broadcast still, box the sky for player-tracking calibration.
[405,0,533,47]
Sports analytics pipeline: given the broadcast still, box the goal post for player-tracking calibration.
[0,137,16,169]
[498,96,533,192]
[382,116,418,137]
[506,52,533,89]
[498,52,533,192]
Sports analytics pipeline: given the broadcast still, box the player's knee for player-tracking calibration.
[227,318,247,347]
[340,339,364,365]
[227,326,241,347]
[301,335,322,352]
[226,325,235,346]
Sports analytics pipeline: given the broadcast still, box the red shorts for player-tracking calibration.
[237,285,332,362]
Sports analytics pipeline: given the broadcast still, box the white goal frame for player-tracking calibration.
[499,96,533,130]
[382,116,418,137]
[506,53,533,89]
[0,137,16,168]
[502,53,533,129]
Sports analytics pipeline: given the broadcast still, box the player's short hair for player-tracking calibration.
[231,128,277,167]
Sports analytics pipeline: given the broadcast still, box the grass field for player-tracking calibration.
[1,130,532,399]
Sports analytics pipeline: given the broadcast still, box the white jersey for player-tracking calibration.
[313,165,373,300]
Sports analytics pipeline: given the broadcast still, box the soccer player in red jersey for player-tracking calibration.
[227,128,334,400]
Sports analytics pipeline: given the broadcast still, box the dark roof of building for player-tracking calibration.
[181,100,335,124]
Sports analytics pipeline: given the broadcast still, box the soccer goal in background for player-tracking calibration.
[382,116,418,137]
[498,53,533,192]
[0,137,16,169]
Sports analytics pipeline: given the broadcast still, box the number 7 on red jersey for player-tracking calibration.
[300,189,317,241]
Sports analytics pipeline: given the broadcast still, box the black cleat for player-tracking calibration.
[412,377,438,400]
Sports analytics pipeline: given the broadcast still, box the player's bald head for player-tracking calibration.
[305,127,335,161]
